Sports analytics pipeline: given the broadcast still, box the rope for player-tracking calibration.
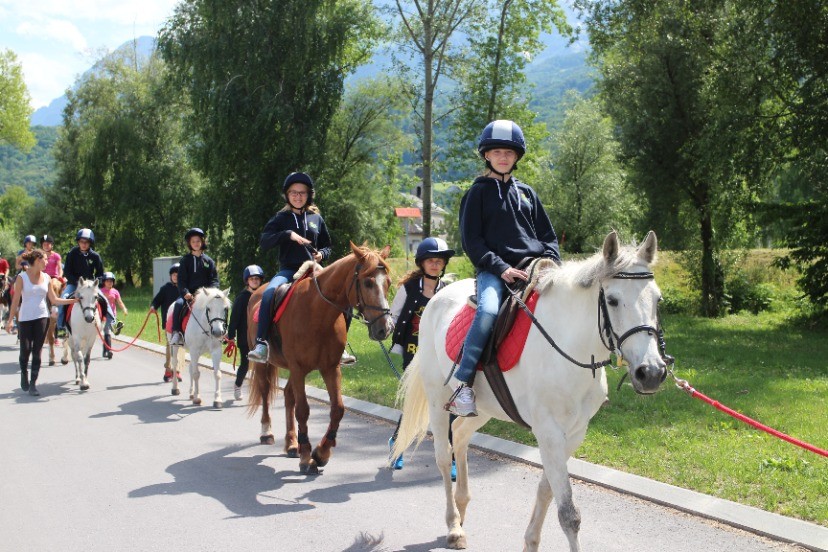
[671,372,828,458]
[222,338,238,371]
[97,310,160,353]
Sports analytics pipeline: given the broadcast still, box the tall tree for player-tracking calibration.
[575,0,774,316]
[392,0,483,236]
[0,50,36,152]
[159,0,379,279]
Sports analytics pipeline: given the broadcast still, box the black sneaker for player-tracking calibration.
[113,321,124,335]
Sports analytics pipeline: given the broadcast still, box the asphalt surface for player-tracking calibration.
[0,331,820,552]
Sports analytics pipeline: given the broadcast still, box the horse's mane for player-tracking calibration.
[327,245,390,277]
[536,242,654,293]
[192,286,230,309]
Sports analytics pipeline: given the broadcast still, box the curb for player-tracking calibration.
[117,335,828,552]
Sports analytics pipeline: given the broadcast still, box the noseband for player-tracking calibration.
[311,261,392,326]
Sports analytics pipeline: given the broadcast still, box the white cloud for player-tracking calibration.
[18,52,82,109]
[16,19,88,52]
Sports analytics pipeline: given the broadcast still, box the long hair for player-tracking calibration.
[279,203,320,214]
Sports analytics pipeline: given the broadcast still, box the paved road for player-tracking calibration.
[0,332,811,552]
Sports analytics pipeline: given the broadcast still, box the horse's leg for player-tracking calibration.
[255,361,275,445]
[79,343,91,391]
[190,349,201,405]
[531,426,582,552]
[169,340,181,396]
[444,412,487,549]
[287,373,314,474]
[210,343,223,409]
[282,379,299,456]
[47,318,55,366]
[310,365,345,469]
[71,339,83,385]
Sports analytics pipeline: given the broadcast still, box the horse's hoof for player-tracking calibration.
[447,532,468,549]
[212,401,222,409]
[49,361,55,366]
[62,360,69,365]
[286,446,298,458]
[80,384,90,391]
[163,376,171,383]
[300,462,319,475]
[260,435,275,445]
[171,388,180,396]
[193,398,202,406]
[311,448,329,468]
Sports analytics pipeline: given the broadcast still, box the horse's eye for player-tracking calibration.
[364,279,375,289]
[608,297,619,307]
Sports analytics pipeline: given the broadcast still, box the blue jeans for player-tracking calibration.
[58,283,115,329]
[255,269,295,342]
[454,271,505,383]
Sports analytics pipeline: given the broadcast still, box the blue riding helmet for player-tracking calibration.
[23,235,37,246]
[242,264,265,284]
[103,272,116,282]
[76,228,95,244]
[415,237,455,265]
[282,172,315,206]
[478,120,526,159]
[169,263,180,275]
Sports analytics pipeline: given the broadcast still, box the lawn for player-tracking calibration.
[117,254,828,526]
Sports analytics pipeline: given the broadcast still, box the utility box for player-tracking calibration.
[152,256,180,297]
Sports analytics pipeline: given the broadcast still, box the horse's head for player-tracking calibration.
[76,277,100,323]
[347,242,394,341]
[195,287,232,338]
[597,231,669,394]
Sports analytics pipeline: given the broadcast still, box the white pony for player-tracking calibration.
[167,287,231,408]
[62,278,102,390]
[392,231,669,552]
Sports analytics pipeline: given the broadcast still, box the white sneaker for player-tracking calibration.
[248,342,269,363]
[169,331,184,346]
[234,385,243,401]
[447,384,478,417]
[340,350,357,366]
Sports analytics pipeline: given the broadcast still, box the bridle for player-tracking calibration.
[510,270,674,377]
[77,288,100,323]
[310,256,392,327]
[187,293,228,337]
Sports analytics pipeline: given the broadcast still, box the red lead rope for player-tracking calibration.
[97,310,161,353]
[671,372,828,458]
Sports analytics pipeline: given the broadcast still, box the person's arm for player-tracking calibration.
[226,294,245,340]
[460,186,509,277]
[259,214,293,251]
[5,277,24,332]
[177,258,191,299]
[55,255,64,278]
[530,188,561,263]
[150,288,163,312]
[15,253,24,271]
[47,281,77,307]
[116,294,128,316]
[93,254,104,283]
[315,216,332,262]
[208,257,220,289]
[64,250,78,283]
[389,285,407,325]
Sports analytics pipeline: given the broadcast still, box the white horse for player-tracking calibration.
[167,287,231,408]
[62,278,102,391]
[392,231,670,552]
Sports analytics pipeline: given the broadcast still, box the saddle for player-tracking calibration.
[252,266,314,325]
[165,306,191,334]
[447,258,556,429]
[64,298,105,335]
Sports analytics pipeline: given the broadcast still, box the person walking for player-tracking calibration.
[226,265,264,400]
[5,249,77,395]
[100,272,127,359]
[150,263,181,381]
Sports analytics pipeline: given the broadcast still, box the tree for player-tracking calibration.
[39,49,202,285]
[575,0,774,316]
[538,94,637,253]
[0,185,35,233]
[159,0,380,279]
[392,0,483,236]
[0,50,36,152]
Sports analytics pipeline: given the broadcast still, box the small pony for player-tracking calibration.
[166,287,232,408]
[392,231,670,551]
[46,277,66,366]
[62,278,102,390]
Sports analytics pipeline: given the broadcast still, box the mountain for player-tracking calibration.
[0,126,59,196]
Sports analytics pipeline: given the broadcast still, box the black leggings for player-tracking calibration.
[234,338,250,387]
[19,317,49,372]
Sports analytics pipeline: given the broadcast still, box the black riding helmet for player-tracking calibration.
[283,172,314,208]
[169,262,180,276]
[184,228,207,251]
[41,234,54,244]
[478,120,526,177]
[415,237,455,278]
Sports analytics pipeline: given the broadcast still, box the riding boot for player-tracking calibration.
[20,366,29,391]
[103,335,113,359]
[28,369,40,396]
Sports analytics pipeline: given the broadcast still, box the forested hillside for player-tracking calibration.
[0,126,58,196]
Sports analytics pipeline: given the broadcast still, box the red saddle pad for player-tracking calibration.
[252,271,311,324]
[445,291,539,372]
[165,308,191,334]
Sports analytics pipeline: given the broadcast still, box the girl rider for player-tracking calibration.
[150,263,181,381]
[169,228,220,346]
[57,228,117,337]
[226,264,264,400]
[100,272,128,358]
[447,120,561,417]
[15,235,37,271]
[248,172,332,363]
[41,235,63,280]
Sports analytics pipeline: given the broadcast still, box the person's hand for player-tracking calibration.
[122,307,128,316]
[184,293,193,302]
[149,307,156,314]
[501,267,529,284]
[313,251,322,262]
[5,320,12,333]
[290,231,311,246]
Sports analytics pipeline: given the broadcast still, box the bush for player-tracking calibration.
[724,271,777,314]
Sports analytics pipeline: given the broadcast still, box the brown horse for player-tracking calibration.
[247,242,394,474]
[46,277,66,365]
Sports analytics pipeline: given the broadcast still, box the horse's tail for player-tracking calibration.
[390,352,430,463]
[246,361,278,418]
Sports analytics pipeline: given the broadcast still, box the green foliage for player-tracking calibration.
[0,126,59,196]
[0,50,35,152]
[0,184,35,232]
[159,0,380,279]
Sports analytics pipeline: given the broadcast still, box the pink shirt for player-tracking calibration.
[101,287,121,315]
[44,252,62,278]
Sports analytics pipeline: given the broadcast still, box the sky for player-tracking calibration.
[0,0,180,109]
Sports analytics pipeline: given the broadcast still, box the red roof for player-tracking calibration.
[394,207,421,218]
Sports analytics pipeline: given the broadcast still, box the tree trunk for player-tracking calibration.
[422,33,434,236]
[486,0,513,122]
[699,202,722,317]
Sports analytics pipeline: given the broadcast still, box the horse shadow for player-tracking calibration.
[128,444,314,518]
[89,393,202,424]
[339,533,445,552]
[290,464,438,506]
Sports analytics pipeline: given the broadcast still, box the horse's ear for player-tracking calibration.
[222,287,231,297]
[79,277,86,286]
[637,231,658,264]
[602,231,620,263]
[350,241,366,259]
[379,244,391,259]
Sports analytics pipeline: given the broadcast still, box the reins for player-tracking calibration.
[97,309,161,353]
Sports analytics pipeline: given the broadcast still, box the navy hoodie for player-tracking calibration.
[259,209,332,271]
[63,246,105,285]
[177,252,220,297]
[460,176,560,277]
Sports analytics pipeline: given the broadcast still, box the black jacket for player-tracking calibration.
[260,210,332,271]
[227,289,251,342]
[150,282,180,322]
[460,176,560,276]
[177,253,220,297]
[64,247,104,286]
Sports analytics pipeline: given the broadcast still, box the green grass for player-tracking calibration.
[117,256,828,526]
